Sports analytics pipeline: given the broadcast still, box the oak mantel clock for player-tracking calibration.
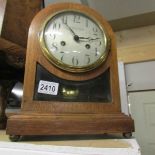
[6,3,134,141]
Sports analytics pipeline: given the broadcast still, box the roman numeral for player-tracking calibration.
[73,15,80,23]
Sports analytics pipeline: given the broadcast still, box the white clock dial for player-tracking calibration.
[40,11,109,72]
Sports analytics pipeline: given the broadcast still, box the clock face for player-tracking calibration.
[40,11,110,72]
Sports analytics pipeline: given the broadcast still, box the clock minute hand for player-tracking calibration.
[64,23,76,36]
[78,36,89,39]
[64,23,81,42]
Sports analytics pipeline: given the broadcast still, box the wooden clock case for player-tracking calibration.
[6,3,134,140]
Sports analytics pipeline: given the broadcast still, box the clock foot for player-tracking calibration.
[123,132,132,138]
[9,135,22,142]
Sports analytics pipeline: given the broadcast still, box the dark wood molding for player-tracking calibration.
[1,0,42,47]
[0,37,26,56]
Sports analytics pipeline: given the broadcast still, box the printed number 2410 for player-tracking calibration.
[38,80,59,95]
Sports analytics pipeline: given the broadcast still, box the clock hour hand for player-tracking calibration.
[89,37,100,41]
[78,37,100,42]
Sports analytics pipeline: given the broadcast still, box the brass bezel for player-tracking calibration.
[39,9,110,73]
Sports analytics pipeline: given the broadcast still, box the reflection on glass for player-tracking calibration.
[34,64,111,103]
[62,88,79,99]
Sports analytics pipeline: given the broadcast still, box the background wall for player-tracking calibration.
[116,25,155,63]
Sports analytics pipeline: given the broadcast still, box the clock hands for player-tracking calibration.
[64,23,80,42]
[64,23,76,36]
[64,23,100,42]
[78,37,100,42]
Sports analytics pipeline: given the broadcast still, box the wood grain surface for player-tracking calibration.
[6,3,134,137]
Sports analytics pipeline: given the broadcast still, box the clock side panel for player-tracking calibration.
[21,3,121,114]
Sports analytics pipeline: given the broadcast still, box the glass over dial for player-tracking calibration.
[40,11,109,72]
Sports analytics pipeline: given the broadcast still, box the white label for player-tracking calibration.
[38,80,59,95]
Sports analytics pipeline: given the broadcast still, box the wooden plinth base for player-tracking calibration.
[6,112,134,137]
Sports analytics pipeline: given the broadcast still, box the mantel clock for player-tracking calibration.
[6,3,134,141]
